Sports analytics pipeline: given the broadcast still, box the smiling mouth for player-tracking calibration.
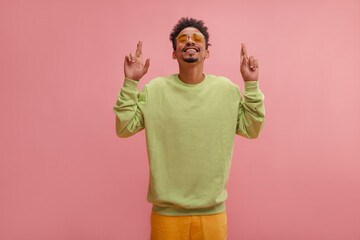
[182,47,199,53]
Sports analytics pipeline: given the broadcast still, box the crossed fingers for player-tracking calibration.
[241,43,258,71]
[127,41,143,63]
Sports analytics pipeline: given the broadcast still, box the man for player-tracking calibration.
[113,17,265,240]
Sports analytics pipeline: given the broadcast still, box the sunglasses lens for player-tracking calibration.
[177,34,188,43]
[193,33,203,42]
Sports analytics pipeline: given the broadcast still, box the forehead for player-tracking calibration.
[178,27,202,36]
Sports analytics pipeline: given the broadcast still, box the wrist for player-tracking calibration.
[125,75,140,81]
[244,79,258,82]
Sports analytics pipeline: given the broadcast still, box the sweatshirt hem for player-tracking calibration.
[151,202,226,216]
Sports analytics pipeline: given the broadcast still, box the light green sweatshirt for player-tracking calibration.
[113,74,265,216]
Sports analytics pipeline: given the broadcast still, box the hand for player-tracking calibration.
[240,43,259,82]
[124,41,150,81]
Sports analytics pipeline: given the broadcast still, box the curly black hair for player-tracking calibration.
[170,17,211,51]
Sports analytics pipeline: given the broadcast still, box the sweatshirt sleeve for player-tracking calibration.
[113,78,147,138]
[236,80,265,139]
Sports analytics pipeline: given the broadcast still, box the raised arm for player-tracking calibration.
[236,43,265,138]
[113,41,150,138]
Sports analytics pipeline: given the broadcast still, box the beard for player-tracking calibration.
[183,56,199,63]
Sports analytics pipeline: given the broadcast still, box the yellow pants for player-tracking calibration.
[150,211,227,240]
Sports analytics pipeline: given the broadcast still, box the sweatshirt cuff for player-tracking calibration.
[244,80,259,92]
[123,77,140,91]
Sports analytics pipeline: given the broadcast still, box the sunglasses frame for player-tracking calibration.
[177,33,204,43]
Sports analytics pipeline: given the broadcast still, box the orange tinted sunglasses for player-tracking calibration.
[177,33,204,43]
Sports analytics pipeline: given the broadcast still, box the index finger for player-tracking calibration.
[135,41,142,57]
[241,43,248,58]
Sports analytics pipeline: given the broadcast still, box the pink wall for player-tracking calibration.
[1,0,359,239]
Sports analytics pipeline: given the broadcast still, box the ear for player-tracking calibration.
[205,49,210,59]
[172,51,177,59]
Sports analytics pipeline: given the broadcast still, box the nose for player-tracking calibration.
[187,37,196,44]
[185,39,196,46]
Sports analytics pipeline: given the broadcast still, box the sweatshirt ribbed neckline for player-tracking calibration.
[172,74,208,88]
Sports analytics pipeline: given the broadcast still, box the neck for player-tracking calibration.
[178,62,205,85]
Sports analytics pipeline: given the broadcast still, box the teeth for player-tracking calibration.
[186,49,196,52]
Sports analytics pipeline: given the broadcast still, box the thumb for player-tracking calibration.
[124,55,128,67]
[143,58,150,74]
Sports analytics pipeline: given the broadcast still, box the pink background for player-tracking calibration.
[1,0,359,239]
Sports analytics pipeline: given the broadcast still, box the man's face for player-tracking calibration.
[172,27,209,64]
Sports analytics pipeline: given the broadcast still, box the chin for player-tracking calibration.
[183,58,199,63]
